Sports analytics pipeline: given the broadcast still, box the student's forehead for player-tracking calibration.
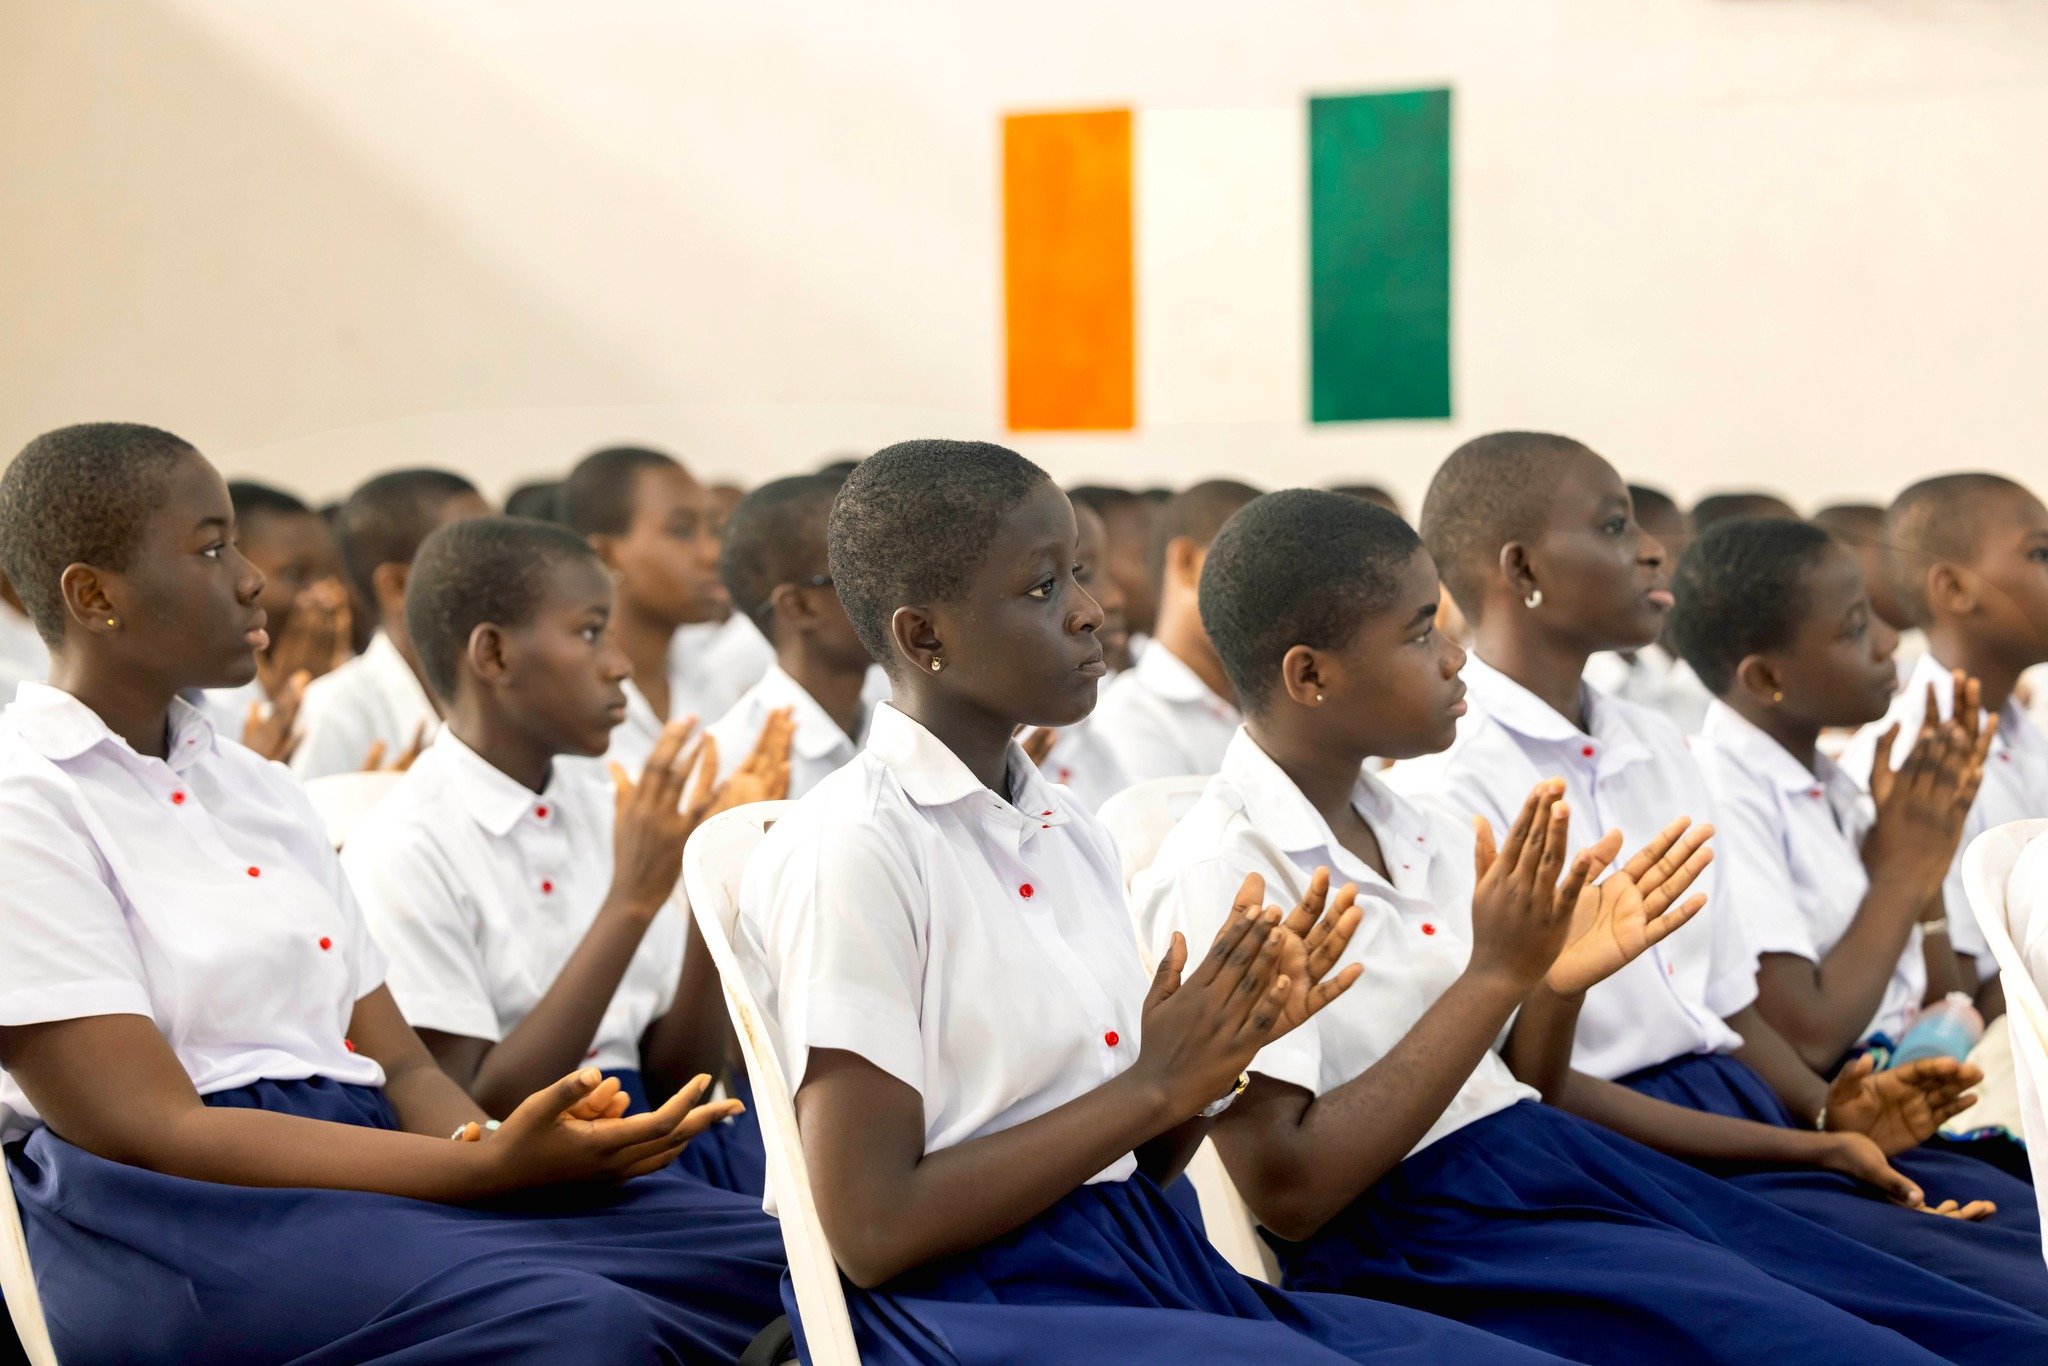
[637,462,704,508]
[1804,541,1867,610]
[981,484,1075,560]
[538,554,614,610]
[160,455,232,527]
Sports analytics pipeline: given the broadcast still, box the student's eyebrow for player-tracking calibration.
[1408,601,1439,627]
[194,515,229,535]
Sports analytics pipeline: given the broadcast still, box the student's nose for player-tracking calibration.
[1070,584,1105,636]
[231,545,266,605]
[1871,615,1900,665]
[1637,529,1667,570]
[1443,634,1468,678]
[599,638,632,682]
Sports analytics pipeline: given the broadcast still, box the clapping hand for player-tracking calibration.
[1545,818,1714,997]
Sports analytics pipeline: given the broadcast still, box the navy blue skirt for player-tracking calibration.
[1620,1051,2048,1319]
[1270,1100,2044,1365]
[611,1066,767,1197]
[806,1171,1568,1365]
[7,1075,787,1364]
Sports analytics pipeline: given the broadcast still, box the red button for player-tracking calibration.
[535,805,549,819]
[1581,745,1595,758]
[1666,962,1677,977]
[1808,787,1823,799]
[1421,923,1437,936]
[1042,825,1051,830]
[1104,1030,1120,1047]
[318,937,332,951]
[246,866,261,878]
[171,791,186,806]
[343,1039,356,1052]
[541,880,555,895]
[1019,883,1035,899]
[584,1048,599,1060]
[1042,810,1053,817]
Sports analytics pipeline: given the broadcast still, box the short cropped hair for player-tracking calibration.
[334,469,481,607]
[720,474,840,624]
[1671,517,1835,696]
[228,480,312,525]
[405,516,602,703]
[560,446,681,538]
[1419,431,1594,613]
[1883,473,2034,626]
[1149,480,1262,588]
[1691,491,1798,533]
[0,422,197,643]
[826,439,1049,668]
[1067,485,1141,520]
[504,480,564,524]
[1200,489,1424,711]
[1328,483,1403,517]
[1628,484,1682,530]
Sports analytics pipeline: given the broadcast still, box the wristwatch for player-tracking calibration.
[1200,1072,1251,1119]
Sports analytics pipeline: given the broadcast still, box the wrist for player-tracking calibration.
[600,887,668,925]
[1460,961,1542,1003]
[1113,1063,1195,1130]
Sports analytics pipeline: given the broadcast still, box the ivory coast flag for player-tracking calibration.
[1003,89,1452,431]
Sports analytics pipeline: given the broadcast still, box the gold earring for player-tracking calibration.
[1314,692,1325,703]
[930,657,943,673]
[105,617,117,628]
[1772,691,1784,703]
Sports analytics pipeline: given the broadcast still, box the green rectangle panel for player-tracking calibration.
[1309,88,1452,422]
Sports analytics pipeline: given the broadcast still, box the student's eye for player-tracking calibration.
[1603,517,1629,536]
[1072,561,1092,585]
[1026,577,1057,601]
[201,542,227,561]
[1413,624,1436,645]
[581,625,604,643]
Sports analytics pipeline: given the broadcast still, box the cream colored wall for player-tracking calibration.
[3,0,2045,511]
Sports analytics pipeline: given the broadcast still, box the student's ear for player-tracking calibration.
[1166,536,1205,593]
[1278,644,1327,708]
[57,562,122,639]
[466,622,513,688]
[1732,654,1783,707]
[370,561,411,622]
[586,533,623,573]
[766,581,813,633]
[1498,541,1538,605]
[888,603,943,675]
[1925,561,1977,620]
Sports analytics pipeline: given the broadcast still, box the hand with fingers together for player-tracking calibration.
[1466,781,1605,994]
[362,720,432,773]
[1824,1052,1986,1157]
[258,579,354,698]
[703,707,796,819]
[1546,817,1716,998]
[241,668,310,764]
[1259,867,1367,1037]
[470,1068,745,1187]
[1863,671,2000,907]
[606,718,706,922]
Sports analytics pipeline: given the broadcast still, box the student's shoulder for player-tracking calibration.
[1148,771,1255,874]
[0,721,93,835]
[751,750,914,871]
[296,653,374,712]
[338,758,463,865]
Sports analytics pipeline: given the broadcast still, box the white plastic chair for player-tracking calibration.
[1102,776,1281,1285]
[683,803,860,1366]
[1961,817,2048,1257]
[1,1155,58,1366]
[1098,776,1210,892]
[301,770,405,850]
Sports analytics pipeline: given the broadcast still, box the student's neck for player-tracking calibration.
[1925,623,2024,715]
[613,602,676,721]
[447,706,553,793]
[1728,694,1821,774]
[49,655,175,759]
[1247,718,1365,832]
[1154,604,1236,706]
[776,637,867,740]
[1472,613,1593,732]
[382,622,444,717]
[896,686,1017,795]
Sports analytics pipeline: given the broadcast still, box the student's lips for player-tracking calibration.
[1077,653,1108,678]
[1446,683,1468,718]
[1645,589,1675,610]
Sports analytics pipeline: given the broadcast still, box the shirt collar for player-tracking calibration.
[1466,653,1655,770]
[752,664,861,761]
[430,727,559,838]
[1135,641,1240,719]
[363,630,437,718]
[9,681,217,771]
[1219,726,1434,872]
[1701,699,1852,804]
[864,702,1064,826]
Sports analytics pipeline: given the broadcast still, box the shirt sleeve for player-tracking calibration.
[1095,682,1191,785]
[741,814,929,1095]
[0,779,153,1027]
[1690,786,1762,1018]
[289,681,376,782]
[1710,776,1818,964]
[340,825,499,1041]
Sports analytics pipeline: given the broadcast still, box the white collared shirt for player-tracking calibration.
[290,631,440,780]
[2010,831,2048,1013]
[1841,651,2048,979]
[703,663,863,800]
[669,614,775,733]
[0,685,386,1140]
[740,703,1150,1196]
[1091,643,1242,784]
[1388,656,1755,1080]
[1695,701,1923,1044]
[1134,730,1537,1158]
[1583,644,1713,737]
[1036,714,1134,812]
[341,732,684,1073]
[0,603,49,707]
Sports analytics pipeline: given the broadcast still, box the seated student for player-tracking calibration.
[342,516,791,1197]
[294,469,490,778]
[1029,496,1135,809]
[1137,489,2048,1363]
[1584,485,1714,735]
[0,567,49,706]
[1390,432,2048,1313]
[1094,480,1260,783]
[0,424,787,1364]
[705,474,869,797]
[558,446,741,773]
[742,439,1572,1366]
[1842,474,2048,1017]
[1069,484,1157,669]
[196,480,353,761]
[670,480,778,726]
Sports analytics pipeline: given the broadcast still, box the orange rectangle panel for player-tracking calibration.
[1004,108,1135,431]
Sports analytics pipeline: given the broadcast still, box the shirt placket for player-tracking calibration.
[990,804,1128,1069]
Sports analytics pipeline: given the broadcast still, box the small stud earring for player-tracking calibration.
[930,657,943,673]
[1772,691,1784,703]
[1524,590,1543,609]
[1314,692,1325,703]
[105,617,117,628]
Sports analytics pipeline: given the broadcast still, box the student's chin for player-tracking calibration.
[210,649,261,689]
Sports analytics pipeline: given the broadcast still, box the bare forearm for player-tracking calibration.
[1921,922,1966,1002]
[140,1104,498,1202]
[1503,984,1583,1101]
[1136,1113,1212,1187]
[380,1050,490,1138]
[1218,970,1526,1241]
[639,913,734,1103]
[1554,1070,1825,1164]
[1727,1006,1828,1124]
[1773,884,1927,1065]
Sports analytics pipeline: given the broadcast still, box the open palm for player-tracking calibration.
[1546,819,1713,997]
[1826,1054,1982,1156]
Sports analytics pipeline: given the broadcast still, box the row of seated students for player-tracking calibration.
[0,423,2045,1362]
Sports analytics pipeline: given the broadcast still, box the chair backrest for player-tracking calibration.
[1098,776,1211,892]
[683,803,860,1366]
[1961,818,2048,1264]
[1,1159,59,1366]
[1103,775,1280,1284]
[301,769,405,850]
